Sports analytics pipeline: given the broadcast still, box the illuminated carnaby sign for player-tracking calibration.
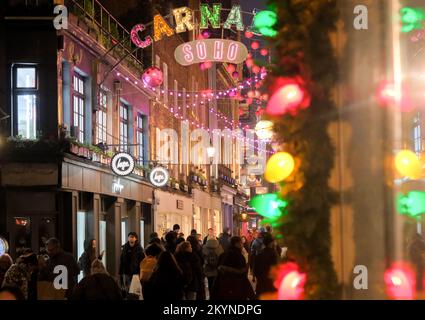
[174,39,248,66]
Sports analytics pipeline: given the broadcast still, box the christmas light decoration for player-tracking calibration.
[142,67,164,88]
[251,41,260,50]
[130,24,153,48]
[395,150,422,179]
[266,76,310,116]
[252,65,261,74]
[273,263,306,300]
[384,263,415,300]
[376,80,413,112]
[200,3,222,29]
[264,152,295,183]
[245,31,254,39]
[254,10,278,37]
[255,120,274,141]
[260,48,269,56]
[400,7,425,33]
[250,193,288,219]
[153,14,174,41]
[173,7,195,33]
[223,5,244,31]
[396,191,425,218]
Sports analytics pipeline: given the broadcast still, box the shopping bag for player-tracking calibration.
[128,274,142,298]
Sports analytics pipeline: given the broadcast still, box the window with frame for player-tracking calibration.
[73,73,85,143]
[13,65,38,139]
[97,90,107,144]
[119,103,129,152]
[136,114,145,165]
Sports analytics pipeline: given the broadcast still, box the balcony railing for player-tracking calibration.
[66,0,144,74]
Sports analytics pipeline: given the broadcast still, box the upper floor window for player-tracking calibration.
[97,90,107,144]
[13,65,38,139]
[119,103,129,152]
[73,73,85,143]
[136,114,145,165]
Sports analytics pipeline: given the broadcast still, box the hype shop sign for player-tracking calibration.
[130,4,250,66]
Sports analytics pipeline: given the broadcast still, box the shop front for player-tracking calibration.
[221,185,237,235]
[193,189,222,238]
[154,189,193,239]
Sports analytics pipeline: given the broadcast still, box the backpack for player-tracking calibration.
[139,256,157,282]
[206,250,219,269]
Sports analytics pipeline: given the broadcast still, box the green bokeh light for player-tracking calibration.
[250,193,288,219]
[400,7,425,33]
[254,10,278,37]
[397,191,425,217]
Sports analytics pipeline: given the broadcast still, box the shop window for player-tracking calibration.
[99,215,107,268]
[73,73,85,143]
[140,220,145,248]
[12,65,38,139]
[136,114,145,165]
[97,89,108,144]
[77,211,86,282]
[119,103,129,152]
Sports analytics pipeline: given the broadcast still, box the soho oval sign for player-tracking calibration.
[174,39,248,66]
[149,167,169,187]
[111,152,135,176]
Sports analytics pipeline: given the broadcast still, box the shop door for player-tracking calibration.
[11,215,57,258]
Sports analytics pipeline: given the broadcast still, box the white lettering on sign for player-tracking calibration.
[111,153,135,176]
[174,39,248,66]
[112,178,124,194]
[149,167,169,187]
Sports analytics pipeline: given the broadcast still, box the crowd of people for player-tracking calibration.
[0,225,282,300]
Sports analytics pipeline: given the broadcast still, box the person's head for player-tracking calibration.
[84,239,96,252]
[266,226,272,233]
[190,229,197,237]
[252,228,258,238]
[178,232,184,239]
[0,286,25,300]
[127,232,138,246]
[173,224,180,233]
[145,243,164,257]
[156,251,181,274]
[230,236,242,250]
[176,241,192,254]
[197,234,202,242]
[241,235,247,244]
[20,251,39,271]
[0,254,13,271]
[45,238,61,257]
[91,259,107,275]
[187,235,199,251]
[208,228,214,237]
[223,227,230,235]
[149,237,161,245]
[150,232,159,240]
[165,231,177,243]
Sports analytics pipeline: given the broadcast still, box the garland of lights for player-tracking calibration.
[253,0,340,300]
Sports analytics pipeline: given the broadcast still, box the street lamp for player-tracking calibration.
[207,146,216,158]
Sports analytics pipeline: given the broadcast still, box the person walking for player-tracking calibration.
[203,228,216,245]
[253,234,279,297]
[78,239,104,278]
[174,241,203,300]
[218,227,231,252]
[241,236,250,265]
[70,259,122,300]
[211,236,255,300]
[202,238,223,296]
[143,251,184,300]
[40,238,80,299]
[187,235,205,300]
[139,242,163,299]
[164,231,178,254]
[2,250,39,300]
[250,229,266,283]
[0,254,13,287]
[119,232,145,296]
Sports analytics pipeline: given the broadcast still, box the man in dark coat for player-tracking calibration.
[41,238,80,299]
[119,232,145,295]
[211,236,255,300]
[254,234,279,297]
[218,227,231,252]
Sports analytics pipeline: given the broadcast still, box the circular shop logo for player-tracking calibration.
[149,167,169,187]
[111,153,135,176]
